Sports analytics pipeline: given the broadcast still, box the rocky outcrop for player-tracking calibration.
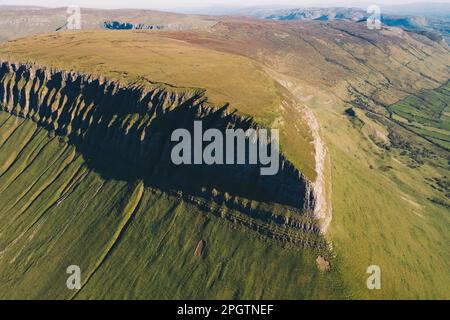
[0,60,320,245]
[103,21,165,30]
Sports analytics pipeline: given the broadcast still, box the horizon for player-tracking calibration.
[0,0,449,11]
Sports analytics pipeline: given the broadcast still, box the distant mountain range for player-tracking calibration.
[169,3,450,44]
[247,7,449,43]
[383,2,450,16]
[171,2,450,16]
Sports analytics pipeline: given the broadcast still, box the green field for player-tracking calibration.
[0,112,344,299]
[389,82,450,149]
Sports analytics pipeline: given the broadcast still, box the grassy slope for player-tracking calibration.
[0,31,279,125]
[307,94,450,299]
[1,22,448,299]
[0,112,344,299]
[174,21,449,299]
[258,68,450,299]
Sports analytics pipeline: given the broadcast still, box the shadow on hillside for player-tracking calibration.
[0,62,312,211]
[68,103,311,210]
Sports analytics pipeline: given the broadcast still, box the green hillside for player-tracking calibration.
[0,16,449,300]
[0,112,343,299]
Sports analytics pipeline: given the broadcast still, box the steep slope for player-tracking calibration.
[0,60,317,231]
[162,19,450,298]
[0,112,342,299]
[0,32,342,299]
[0,17,449,299]
[0,30,317,179]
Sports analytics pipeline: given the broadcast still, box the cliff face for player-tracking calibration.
[0,61,321,243]
[104,21,165,30]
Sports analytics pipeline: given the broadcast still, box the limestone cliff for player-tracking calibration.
[0,60,323,247]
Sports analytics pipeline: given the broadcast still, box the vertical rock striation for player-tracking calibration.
[0,60,321,245]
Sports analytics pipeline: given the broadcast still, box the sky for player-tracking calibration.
[0,0,449,10]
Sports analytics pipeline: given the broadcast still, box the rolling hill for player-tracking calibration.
[0,7,448,299]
